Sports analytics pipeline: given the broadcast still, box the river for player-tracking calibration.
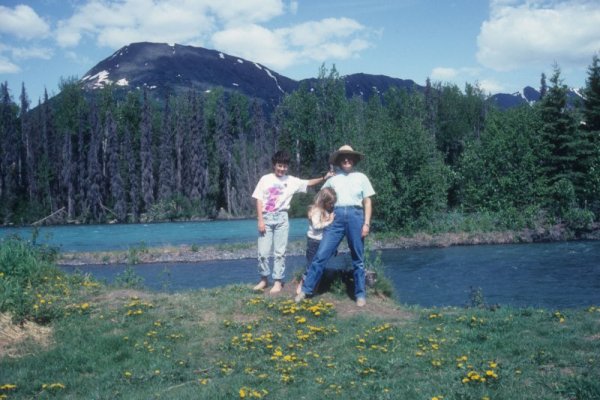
[2,220,599,309]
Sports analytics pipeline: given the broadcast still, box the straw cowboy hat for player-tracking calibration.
[329,145,364,165]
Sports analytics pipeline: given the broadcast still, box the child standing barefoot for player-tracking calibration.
[296,187,337,295]
[252,150,333,294]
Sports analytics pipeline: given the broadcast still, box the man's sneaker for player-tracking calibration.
[356,297,366,307]
[294,292,306,303]
[270,280,283,294]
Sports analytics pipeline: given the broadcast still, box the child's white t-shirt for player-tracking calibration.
[252,173,308,213]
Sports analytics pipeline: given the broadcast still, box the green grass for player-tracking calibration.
[1,240,600,399]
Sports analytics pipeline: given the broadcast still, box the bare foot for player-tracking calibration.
[253,278,268,291]
[296,279,303,295]
[270,280,283,294]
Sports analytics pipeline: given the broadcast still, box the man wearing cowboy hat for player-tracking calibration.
[296,145,375,307]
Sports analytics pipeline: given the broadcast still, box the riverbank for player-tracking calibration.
[57,223,600,265]
[2,282,600,399]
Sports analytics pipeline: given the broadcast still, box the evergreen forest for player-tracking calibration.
[1,58,600,235]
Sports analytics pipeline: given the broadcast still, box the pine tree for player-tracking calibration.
[538,65,590,213]
[123,126,139,222]
[424,77,438,139]
[215,94,233,214]
[581,54,600,215]
[60,131,75,219]
[249,100,269,185]
[20,83,35,201]
[140,88,155,211]
[158,97,174,202]
[539,66,580,184]
[187,92,207,203]
[540,73,548,99]
[87,101,103,221]
[105,110,126,221]
[38,89,56,211]
[173,97,185,196]
[0,82,19,220]
[76,114,87,218]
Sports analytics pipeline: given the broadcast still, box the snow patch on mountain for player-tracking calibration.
[264,68,283,93]
[83,70,112,88]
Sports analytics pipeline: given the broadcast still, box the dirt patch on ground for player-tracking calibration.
[0,313,53,358]
[254,279,415,322]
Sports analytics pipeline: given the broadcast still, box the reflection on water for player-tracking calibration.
[61,241,600,309]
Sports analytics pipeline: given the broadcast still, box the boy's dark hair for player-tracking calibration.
[271,150,291,165]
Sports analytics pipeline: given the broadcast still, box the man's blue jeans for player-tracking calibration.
[301,206,366,300]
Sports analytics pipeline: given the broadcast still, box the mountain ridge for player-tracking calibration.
[79,42,582,110]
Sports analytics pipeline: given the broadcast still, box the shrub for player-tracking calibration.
[0,236,71,323]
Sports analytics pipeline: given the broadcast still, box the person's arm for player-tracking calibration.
[306,170,335,187]
[256,199,266,234]
[361,197,372,238]
[310,209,335,230]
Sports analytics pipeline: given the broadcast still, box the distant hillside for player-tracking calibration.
[78,42,581,110]
[489,85,584,109]
[80,42,297,108]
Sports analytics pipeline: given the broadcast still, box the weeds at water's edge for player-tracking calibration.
[2,238,600,399]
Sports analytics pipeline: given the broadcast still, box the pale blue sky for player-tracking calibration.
[1,0,599,103]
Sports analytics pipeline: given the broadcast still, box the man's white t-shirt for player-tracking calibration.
[252,173,308,213]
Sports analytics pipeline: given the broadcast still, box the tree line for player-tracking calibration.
[1,58,599,233]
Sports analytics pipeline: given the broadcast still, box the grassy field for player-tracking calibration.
[1,239,600,399]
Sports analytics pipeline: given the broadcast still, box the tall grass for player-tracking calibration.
[1,239,599,399]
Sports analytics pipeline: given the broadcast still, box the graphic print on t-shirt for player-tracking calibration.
[265,184,284,212]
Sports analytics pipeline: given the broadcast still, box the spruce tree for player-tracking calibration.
[581,55,600,215]
[0,82,19,220]
[538,65,586,212]
[540,73,548,99]
[187,92,206,203]
[87,101,103,221]
[140,88,155,211]
[105,110,126,221]
[215,94,233,214]
[123,126,139,222]
[60,131,75,219]
[20,83,35,200]
[158,97,174,202]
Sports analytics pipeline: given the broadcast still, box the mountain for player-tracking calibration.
[79,42,582,111]
[79,42,423,108]
[489,85,584,110]
[80,42,297,108]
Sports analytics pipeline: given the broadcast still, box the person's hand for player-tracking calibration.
[258,221,266,235]
[329,212,335,221]
[324,170,335,180]
[361,223,370,238]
